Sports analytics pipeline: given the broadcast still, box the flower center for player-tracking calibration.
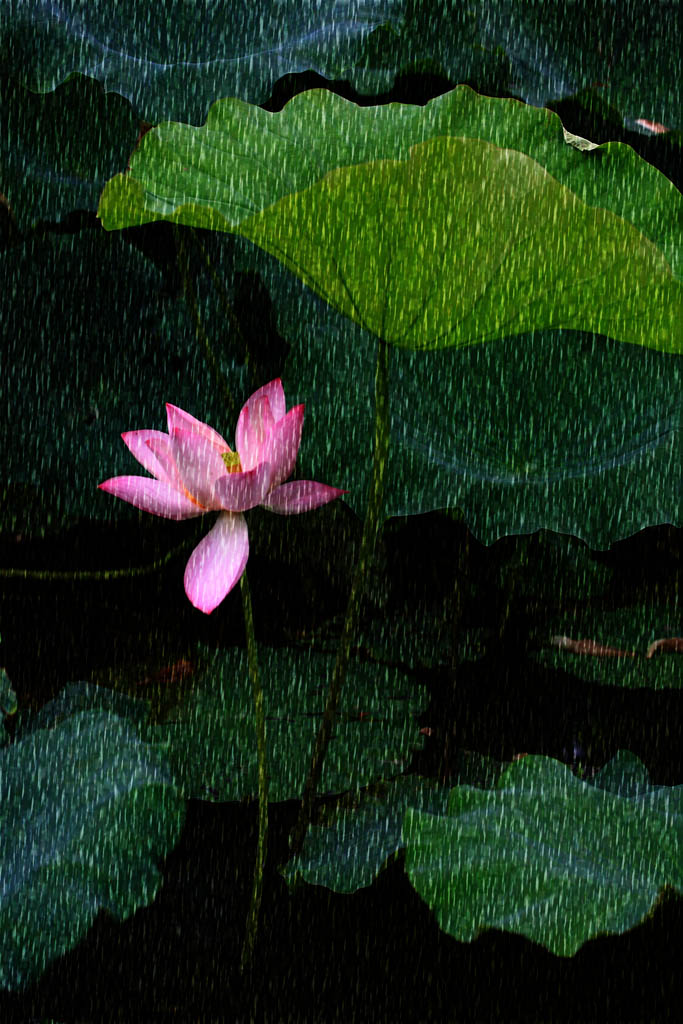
[221,450,243,474]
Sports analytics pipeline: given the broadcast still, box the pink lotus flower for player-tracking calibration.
[98,379,346,613]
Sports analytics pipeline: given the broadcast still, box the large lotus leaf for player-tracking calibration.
[279,282,680,544]
[388,1,680,133]
[4,1,677,133]
[138,644,427,802]
[284,775,450,893]
[533,602,682,690]
[476,0,681,133]
[95,83,683,279]
[237,138,679,353]
[0,0,399,123]
[402,753,682,956]
[0,230,246,537]
[283,752,503,892]
[98,89,681,352]
[0,73,138,232]
[0,708,185,992]
[162,232,678,546]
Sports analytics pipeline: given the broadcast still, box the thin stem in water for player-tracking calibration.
[239,570,269,974]
[288,339,390,859]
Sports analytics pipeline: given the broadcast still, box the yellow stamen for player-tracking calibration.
[222,450,242,473]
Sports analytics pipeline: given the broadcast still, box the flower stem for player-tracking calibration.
[239,570,269,974]
[288,339,390,859]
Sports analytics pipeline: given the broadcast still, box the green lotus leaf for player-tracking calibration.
[4,1,678,135]
[137,645,427,802]
[283,753,503,893]
[280,292,680,543]
[14,653,425,807]
[0,707,184,992]
[0,0,400,123]
[0,72,138,231]
[238,137,678,352]
[402,753,682,956]
[99,87,681,352]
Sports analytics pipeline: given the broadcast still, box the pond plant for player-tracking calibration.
[98,382,345,966]
[0,1,681,1015]
[98,384,346,614]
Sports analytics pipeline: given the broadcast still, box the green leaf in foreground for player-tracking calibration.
[6,652,426,809]
[98,87,681,353]
[0,710,185,992]
[283,775,451,893]
[139,645,428,802]
[237,136,679,353]
[402,753,682,956]
[279,291,680,543]
[283,752,504,893]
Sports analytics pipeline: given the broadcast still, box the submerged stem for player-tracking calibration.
[239,570,269,974]
[288,339,390,859]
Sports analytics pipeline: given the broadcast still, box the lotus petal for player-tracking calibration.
[259,405,304,490]
[263,479,348,514]
[121,429,174,481]
[170,427,232,508]
[183,511,249,613]
[212,461,273,512]
[97,476,203,519]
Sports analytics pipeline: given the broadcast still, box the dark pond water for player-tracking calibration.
[1,4,680,1018]
[1,511,681,1021]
